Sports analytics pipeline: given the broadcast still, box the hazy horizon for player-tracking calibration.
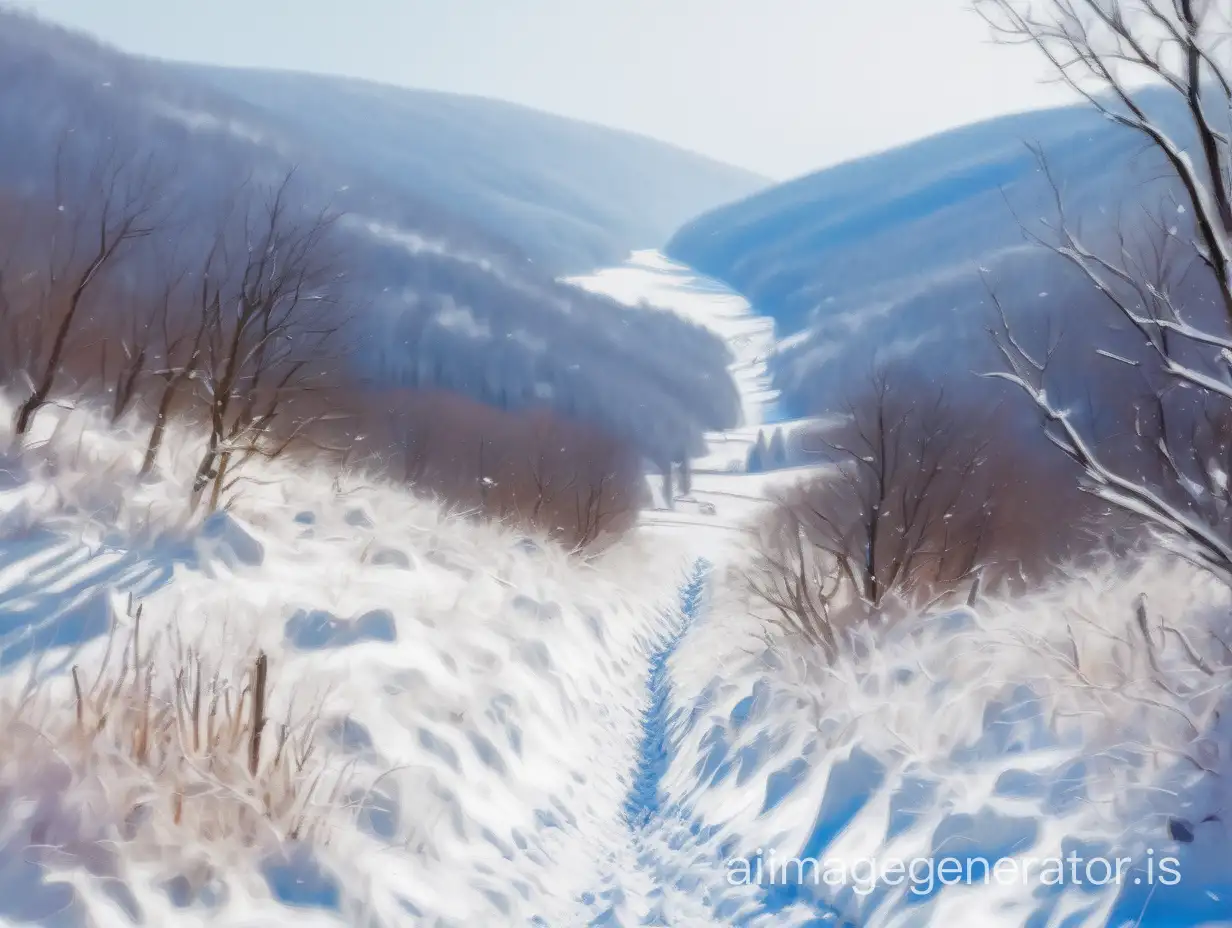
[22,0,1076,179]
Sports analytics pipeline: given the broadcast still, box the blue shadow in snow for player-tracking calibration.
[0,530,181,671]
[623,559,710,830]
[751,747,886,923]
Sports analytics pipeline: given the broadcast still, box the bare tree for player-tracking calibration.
[12,139,163,436]
[516,410,640,547]
[189,173,346,512]
[572,470,617,549]
[977,0,1232,582]
[747,365,1118,656]
[0,195,40,380]
[360,387,643,549]
[95,261,188,426]
[783,367,995,608]
[525,414,577,522]
[139,250,213,477]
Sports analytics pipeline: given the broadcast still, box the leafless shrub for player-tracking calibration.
[748,367,1118,656]
[6,597,342,852]
[0,148,642,549]
[139,253,211,478]
[795,367,998,606]
[1008,573,1232,784]
[89,258,187,427]
[367,389,644,550]
[746,503,851,661]
[746,369,993,655]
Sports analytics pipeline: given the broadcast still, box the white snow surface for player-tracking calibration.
[0,253,1230,927]
[569,252,1232,927]
[569,250,824,567]
[662,557,1232,927]
[0,396,691,927]
[567,249,780,434]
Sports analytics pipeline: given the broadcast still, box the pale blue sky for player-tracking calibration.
[23,0,1072,179]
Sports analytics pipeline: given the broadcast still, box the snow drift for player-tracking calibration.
[2,252,1228,928]
[614,553,1232,927]
[0,396,691,927]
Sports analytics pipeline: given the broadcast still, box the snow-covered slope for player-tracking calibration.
[3,249,1229,928]
[624,553,1232,927]
[0,397,694,927]
[0,11,743,467]
[664,90,1194,415]
[576,253,1232,927]
[176,65,767,277]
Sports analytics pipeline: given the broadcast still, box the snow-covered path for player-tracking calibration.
[566,253,844,926]
[569,252,1232,928]
[567,249,816,566]
[578,561,716,927]
[568,254,779,924]
[623,561,711,831]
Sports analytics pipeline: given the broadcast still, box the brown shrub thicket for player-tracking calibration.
[392,390,644,547]
[0,135,645,549]
[318,387,645,549]
[748,367,1123,657]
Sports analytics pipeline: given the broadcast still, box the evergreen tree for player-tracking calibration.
[768,427,787,468]
[747,430,767,473]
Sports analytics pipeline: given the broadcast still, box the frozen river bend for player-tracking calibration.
[0,252,1226,928]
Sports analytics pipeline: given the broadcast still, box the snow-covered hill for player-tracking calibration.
[664,90,1197,415]
[0,396,693,927]
[0,11,743,468]
[176,66,766,277]
[570,252,1232,927]
[1,251,1229,928]
[649,552,1232,927]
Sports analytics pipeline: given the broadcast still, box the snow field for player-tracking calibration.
[574,251,1232,927]
[644,554,1232,926]
[0,396,694,927]
[3,248,1228,928]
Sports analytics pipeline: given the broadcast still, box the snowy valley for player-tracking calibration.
[0,250,1227,928]
[5,3,1232,927]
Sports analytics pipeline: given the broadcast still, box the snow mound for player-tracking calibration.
[0,399,692,927]
[3,392,1226,927]
[630,557,1232,926]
